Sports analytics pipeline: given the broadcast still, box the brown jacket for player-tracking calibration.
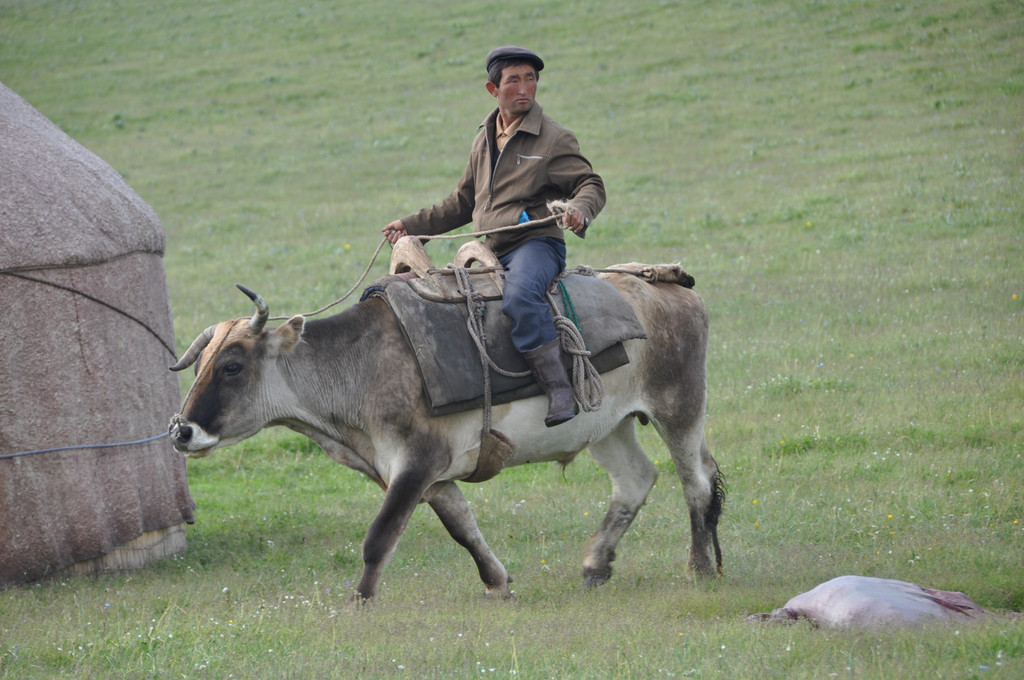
[401,103,605,257]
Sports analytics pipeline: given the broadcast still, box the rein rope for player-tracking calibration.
[269,209,566,321]
[267,236,390,321]
[265,202,607,424]
[275,202,603,423]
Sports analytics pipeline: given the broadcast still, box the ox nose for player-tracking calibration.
[169,418,193,447]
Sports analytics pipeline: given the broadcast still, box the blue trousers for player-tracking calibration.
[498,237,566,354]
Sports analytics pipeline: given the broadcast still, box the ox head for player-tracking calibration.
[168,285,305,457]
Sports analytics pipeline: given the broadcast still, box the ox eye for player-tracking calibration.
[223,363,243,376]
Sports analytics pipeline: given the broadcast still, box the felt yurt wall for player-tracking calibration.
[0,82,195,586]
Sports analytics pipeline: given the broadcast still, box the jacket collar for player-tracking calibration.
[482,102,544,136]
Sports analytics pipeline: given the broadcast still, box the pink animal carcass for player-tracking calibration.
[751,575,986,628]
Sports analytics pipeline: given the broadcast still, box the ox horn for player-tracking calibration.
[236,284,269,334]
[169,325,217,372]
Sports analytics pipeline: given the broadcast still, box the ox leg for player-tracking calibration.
[660,424,724,578]
[582,418,658,588]
[356,469,436,601]
[428,481,512,598]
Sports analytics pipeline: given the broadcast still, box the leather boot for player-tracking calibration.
[523,339,577,427]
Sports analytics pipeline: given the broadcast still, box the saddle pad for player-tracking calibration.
[371,272,647,416]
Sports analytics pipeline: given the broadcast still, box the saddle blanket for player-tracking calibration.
[365,271,647,416]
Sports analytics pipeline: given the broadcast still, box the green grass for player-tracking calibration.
[2,0,1023,677]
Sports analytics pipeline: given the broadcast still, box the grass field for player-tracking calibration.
[2,0,1022,677]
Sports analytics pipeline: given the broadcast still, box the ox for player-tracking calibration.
[168,270,723,601]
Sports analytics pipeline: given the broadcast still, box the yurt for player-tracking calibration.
[0,82,195,586]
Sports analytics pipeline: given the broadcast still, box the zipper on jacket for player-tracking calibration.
[484,125,500,211]
[516,153,543,165]
[486,130,512,211]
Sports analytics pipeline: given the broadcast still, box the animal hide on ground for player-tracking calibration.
[749,575,987,628]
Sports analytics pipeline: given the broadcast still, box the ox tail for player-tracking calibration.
[709,469,726,572]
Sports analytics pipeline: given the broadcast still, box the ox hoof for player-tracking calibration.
[685,560,722,581]
[346,593,376,609]
[485,587,515,600]
[484,575,514,600]
[582,566,612,589]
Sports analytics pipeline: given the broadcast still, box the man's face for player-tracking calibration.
[486,64,538,120]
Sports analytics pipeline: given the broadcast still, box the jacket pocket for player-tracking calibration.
[516,153,544,165]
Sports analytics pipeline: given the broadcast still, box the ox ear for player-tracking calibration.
[266,315,305,358]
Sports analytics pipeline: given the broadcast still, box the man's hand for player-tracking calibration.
[382,220,408,244]
[563,206,589,234]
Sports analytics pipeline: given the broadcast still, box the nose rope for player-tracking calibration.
[0,269,187,460]
[0,433,170,460]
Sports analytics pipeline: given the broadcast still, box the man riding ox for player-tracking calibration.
[167,46,723,603]
[383,46,605,428]
[169,268,724,602]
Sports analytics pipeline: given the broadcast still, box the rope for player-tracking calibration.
[415,213,560,242]
[1,211,587,460]
[267,236,390,321]
[1,271,178,359]
[1,267,211,461]
[272,205,570,320]
[452,267,531,379]
[453,266,533,431]
[453,263,604,423]
[547,289,604,413]
[456,266,492,431]
[0,432,170,461]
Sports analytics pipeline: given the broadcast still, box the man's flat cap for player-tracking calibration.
[485,46,544,73]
